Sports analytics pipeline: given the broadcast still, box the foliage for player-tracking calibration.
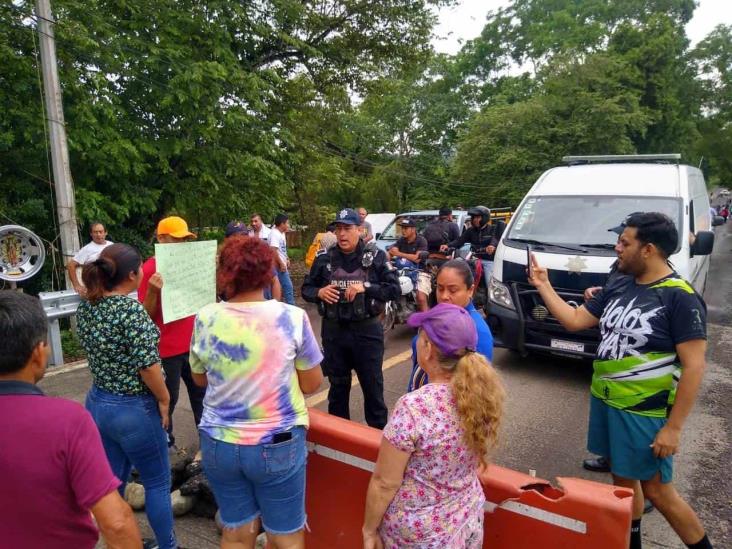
[451,1,707,204]
[61,328,86,362]
[1,0,453,288]
[692,25,732,185]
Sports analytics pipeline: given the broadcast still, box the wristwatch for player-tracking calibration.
[364,281,371,288]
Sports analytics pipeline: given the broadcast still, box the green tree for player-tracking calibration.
[453,54,650,205]
[692,25,732,186]
[1,0,453,285]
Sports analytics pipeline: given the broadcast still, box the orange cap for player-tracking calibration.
[156,216,196,239]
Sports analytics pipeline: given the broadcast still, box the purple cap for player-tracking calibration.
[407,303,478,358]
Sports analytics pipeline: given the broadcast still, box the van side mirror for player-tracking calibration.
[691,231,715,256]
[712,215,725,227]
[375,232,381,240]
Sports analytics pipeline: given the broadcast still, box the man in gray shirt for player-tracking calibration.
[358,207,373,243]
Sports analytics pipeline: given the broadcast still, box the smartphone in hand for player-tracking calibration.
[526,245,533,278]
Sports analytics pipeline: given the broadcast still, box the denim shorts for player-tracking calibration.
[200,427,307,534]
[587,396,673,483]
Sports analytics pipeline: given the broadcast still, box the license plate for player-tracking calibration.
[550,339,585,353]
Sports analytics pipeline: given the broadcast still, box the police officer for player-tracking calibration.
[302,208,400,429]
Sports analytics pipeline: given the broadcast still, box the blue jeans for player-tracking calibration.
[481,260,494,287]
[278,270,295,305]
[86,385,176,549]
[200,427,307,534]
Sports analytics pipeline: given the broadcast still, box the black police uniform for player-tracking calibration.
[302,240,400,429]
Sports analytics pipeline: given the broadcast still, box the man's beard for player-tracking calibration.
[617,255,644,277]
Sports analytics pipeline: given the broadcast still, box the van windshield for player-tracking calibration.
[506,196,683,250]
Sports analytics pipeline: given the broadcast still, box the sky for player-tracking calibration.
[433,0,732,55]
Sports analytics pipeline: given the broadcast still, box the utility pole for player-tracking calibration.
[35,0,80,289]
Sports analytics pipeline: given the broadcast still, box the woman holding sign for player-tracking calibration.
[190,235,323,549]
[77,243,178,549]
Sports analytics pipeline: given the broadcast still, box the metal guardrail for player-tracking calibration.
[38,290,81,366]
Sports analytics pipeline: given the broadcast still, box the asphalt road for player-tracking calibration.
[41,225,731,549]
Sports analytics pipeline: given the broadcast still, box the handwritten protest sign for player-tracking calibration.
[155,240,217,323]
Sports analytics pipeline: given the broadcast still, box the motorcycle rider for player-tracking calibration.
[302,208,400,429]
[441,206,502,288]
[387,218,430,312]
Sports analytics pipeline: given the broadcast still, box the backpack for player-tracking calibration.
[422,220,451,252]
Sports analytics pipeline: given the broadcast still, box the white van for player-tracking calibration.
[486,154,721,359]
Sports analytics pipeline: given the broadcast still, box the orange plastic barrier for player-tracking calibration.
[305,408,633,548]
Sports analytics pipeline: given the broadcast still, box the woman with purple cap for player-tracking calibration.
[363,303,505,549]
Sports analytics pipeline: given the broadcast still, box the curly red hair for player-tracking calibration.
[217,235,274,299]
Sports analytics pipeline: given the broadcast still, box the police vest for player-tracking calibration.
[319,247,381,322]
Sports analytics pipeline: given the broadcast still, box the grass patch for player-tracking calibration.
[288,247,305,262]
[61,329,87,363]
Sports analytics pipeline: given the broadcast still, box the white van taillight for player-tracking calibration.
[489,276,515,310]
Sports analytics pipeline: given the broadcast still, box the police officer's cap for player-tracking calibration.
[335,208,360,225]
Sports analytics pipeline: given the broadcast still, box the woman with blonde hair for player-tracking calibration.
[363,303,505,549]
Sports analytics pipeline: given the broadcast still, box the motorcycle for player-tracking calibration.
[426,247,488,314]
[381,260,421,332]
[466,250,488,314]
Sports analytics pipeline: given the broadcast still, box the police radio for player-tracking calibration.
[362,241,378,268]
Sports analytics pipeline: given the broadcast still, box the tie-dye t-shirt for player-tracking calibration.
[190,300,323,445]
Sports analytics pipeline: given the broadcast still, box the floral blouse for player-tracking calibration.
[381,383,485,548]
[77,296,160,395]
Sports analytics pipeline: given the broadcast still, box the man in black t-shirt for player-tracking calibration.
[387,218,430,311]
[528,212,713,549]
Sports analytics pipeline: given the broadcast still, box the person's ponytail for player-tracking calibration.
[81,244,141,304]
[82,257,111,303]
[449,351,505,467]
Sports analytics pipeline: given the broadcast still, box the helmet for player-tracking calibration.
[468,206,491,226]
[398,275,414,296]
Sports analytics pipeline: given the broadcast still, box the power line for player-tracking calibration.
[11,10,493,192]
[5,11,493,187]
[313,144,493,192]
[5,21,491,198]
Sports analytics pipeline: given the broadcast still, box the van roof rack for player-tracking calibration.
[562,154,681,165]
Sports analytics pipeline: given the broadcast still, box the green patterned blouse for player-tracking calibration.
[77,296,160,395]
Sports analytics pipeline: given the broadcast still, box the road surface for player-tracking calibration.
[42,225,731,548]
